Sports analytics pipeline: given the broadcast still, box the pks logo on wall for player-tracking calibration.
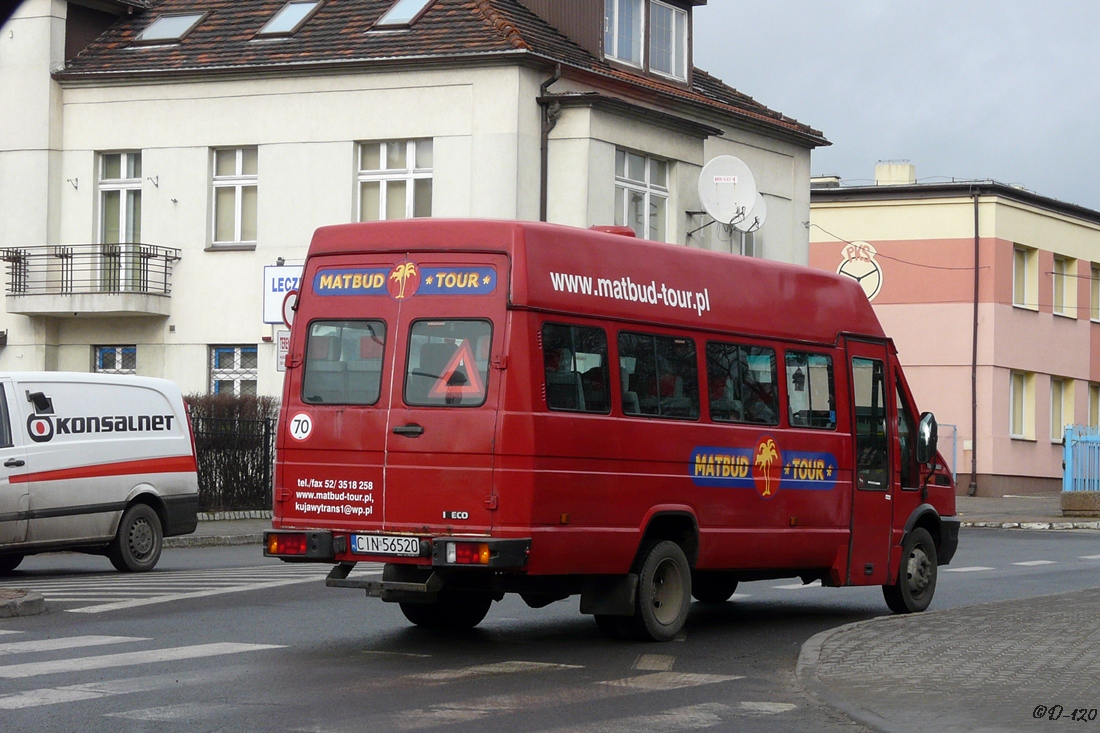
[836,241,883,301]
[27,412,176,443]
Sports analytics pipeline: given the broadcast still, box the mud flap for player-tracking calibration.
[579,574,638,616]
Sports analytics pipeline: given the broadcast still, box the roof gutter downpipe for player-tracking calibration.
[538,64,562,223]
[969,189,981,496]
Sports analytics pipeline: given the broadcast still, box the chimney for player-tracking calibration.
[875,160,916,186]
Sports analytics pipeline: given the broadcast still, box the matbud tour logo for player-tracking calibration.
[27,411,176,443]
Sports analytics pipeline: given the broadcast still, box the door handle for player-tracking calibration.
[392,424,425,437]
[4,458,25,468]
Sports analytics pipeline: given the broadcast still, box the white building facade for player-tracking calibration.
[1,0,826,396]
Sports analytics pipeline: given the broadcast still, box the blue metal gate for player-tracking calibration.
[1063,425,1100,492]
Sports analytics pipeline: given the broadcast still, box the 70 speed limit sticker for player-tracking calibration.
[289,413,313,441]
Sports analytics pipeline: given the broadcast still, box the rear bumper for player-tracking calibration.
[163,494,199,537]
[938,516,960,566]
[263,530,530,569]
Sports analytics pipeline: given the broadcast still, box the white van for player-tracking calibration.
[0,372,198,574]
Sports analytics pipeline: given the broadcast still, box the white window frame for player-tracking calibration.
[210,345,258,396]
[614,148,668,242]
[1010,370,1030,440]
[650,0,688,81]
[357,139,433,222]
[1013,245,1037,311]
[212,147,258,246]
[375,0,434,27]
[257,1,322,36]
[1090,383,1100,429]
[134,12,207,44]
[1091,264,1100,322]
[99,152,142,245]
[94,345,137,375]
[604,0,644,67]
[1051,377,1066,442]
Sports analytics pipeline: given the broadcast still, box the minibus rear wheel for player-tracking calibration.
[632,540,692,641]
[0,554,23,575]
[107,504,163,573]
[399,591,492,630]
[691,571,739,603]
[883,527,937,613]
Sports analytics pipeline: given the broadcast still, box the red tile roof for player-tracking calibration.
[59,0,825,146]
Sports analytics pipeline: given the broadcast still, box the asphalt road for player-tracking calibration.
[1,528,1098,733]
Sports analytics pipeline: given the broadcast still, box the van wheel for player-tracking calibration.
[883,527,937,613]
[108,504,163,573]
[399,591,492,630]
[0,554,24,575]
[691,571,738,603]
[632,541,691,642]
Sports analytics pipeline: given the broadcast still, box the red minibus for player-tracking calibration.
[265,219,958,641]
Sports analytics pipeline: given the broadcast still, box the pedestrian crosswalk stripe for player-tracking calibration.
[0,669,232,710]
[0,642,284,679]
[1082,554,1100,560]
[106,702,233,722]
[0,635,147,656]
[0,563,382,614]
[600,672,743,691]
[633,654,675,671]
[1013,560,1056,566]
[410,660,584,682]
[942,566,995,572]
[0,630,23,636]
[773,579,822,589]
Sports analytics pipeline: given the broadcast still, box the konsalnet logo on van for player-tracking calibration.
[314,263,496,299]
[27,413,175,443]
[690,437,838,498]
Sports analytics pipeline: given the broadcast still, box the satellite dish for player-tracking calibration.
[734,192,768,233]
[698,156,757,225]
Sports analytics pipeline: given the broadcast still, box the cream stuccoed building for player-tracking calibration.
[1,0,827,396]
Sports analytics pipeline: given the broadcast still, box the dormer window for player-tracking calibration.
[604,0,644,66]
[133,13,206,44]
[257,1,322,37]
[374,0,434,28]
[650,1,687,81]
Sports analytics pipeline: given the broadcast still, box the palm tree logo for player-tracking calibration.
[754,437,780,498]
[389,262,419,300]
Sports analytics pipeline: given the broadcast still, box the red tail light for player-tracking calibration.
[446,542,490,565]
[268,533,308,556]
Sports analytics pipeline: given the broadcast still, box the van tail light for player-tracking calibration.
[445,542,490,565]
[268,533,308,556]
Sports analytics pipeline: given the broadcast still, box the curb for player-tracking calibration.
[961,520,1100,530]
[795,618,909,733]
[165,533,264,548]
[0,589,47,618]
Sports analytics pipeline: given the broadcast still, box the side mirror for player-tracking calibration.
[916,412,938,466]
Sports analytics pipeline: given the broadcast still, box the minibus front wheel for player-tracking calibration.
[108,504,163,573]
[883,527,938,613]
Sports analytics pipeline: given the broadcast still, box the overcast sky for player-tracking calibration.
[693,0,1100,210]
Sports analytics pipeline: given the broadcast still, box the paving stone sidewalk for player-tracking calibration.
[798,588,1100,733]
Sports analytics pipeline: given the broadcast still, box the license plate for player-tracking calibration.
[351,534,421,557]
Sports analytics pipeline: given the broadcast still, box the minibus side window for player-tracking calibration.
[618,332,699,419]
[542,324,611,414]
[786,351,836,429]
[896,382,917,488]
[0,385,11,448]
[706,342,779,425]
[853,357,889,490]
[302,320,386,405]
[404,319,492,407]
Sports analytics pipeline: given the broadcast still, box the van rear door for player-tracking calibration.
[382,255,509,534]
[0,379,28,546]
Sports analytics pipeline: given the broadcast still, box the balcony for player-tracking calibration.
[4,244,180,317]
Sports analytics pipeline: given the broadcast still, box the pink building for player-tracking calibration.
[810,163,1100,496]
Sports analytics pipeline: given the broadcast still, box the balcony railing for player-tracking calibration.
[3,244,180,317]
[3,244,179,296]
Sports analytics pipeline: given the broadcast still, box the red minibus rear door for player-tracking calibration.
[382,255,509,534]
[846,339,894,585]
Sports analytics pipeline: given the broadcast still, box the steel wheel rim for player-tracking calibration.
[650,557,684,625]
[128,517,155,559]
[906,545,932,597]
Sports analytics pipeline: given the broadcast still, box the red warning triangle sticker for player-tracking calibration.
[428,341,485,398]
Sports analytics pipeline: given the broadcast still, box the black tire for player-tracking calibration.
[399,591,492,630]
[0,554,24,575]
[107,504,163,573]
[883,527,937,614]
[631,540,692,642]
[691,571,738,603]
